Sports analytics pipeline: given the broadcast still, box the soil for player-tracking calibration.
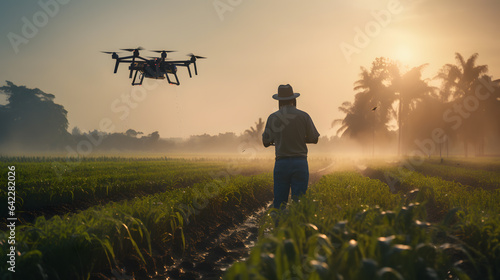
[155,204,270,280]
[359,166,447,222]
[90,203,271,280]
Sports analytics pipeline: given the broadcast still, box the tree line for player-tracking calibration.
[333,53,500,157]
[0,83,270,154]
[0,81,344,155]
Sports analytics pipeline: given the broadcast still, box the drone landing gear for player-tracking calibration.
[131,70,180,86]
[132,70,145,86]
[165,72,180,86]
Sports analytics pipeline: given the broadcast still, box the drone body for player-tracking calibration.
[102,47,206,86]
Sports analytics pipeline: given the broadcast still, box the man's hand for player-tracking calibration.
[263,141,275,148]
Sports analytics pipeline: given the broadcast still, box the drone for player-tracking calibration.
[102,47,206,86]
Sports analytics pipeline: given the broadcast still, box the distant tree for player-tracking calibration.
[471,75,500,155]
[334,58,443,156]
[125,129,143,138]
[333,58,395,151]
[436,53,489,156]
[404,94,451,156]
[71,126,82,136]
[245,118,265,143]
[389,63,434,155]
[436,53,488,102]
[145,131,160,142]
[0,81,70,150]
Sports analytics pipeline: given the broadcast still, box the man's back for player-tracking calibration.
[262,105,319,159]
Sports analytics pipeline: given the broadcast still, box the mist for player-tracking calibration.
[1,52,499,158]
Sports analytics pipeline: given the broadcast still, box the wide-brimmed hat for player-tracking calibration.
[272,84,300,100]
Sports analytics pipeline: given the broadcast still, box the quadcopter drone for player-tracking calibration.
[102,47,206,86]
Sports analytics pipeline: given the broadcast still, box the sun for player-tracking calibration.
[394,46,414,65]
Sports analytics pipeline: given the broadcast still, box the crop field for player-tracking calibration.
[0,156,278,279]
[225,158,500,280]
[1,156,499,280]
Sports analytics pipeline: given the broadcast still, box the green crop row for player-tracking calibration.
[408,161,500,190]
[0,159,236,213]
[426,157,500,172]
[373,165,500,279]
[225,171,495,280]
[0,173,273,280]
[381,165,500,218]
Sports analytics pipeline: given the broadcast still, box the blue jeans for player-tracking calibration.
[273,157,309,209]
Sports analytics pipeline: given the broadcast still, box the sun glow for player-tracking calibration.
[394,46,414,65]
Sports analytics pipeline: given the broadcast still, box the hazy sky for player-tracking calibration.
[1,0,499,138]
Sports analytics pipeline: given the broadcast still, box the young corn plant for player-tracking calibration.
[225,172,477,280]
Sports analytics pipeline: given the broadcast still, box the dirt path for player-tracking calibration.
[154,203,271,280]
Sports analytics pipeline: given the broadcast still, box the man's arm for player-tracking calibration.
[305,114,320,144]
[262,116,274,147]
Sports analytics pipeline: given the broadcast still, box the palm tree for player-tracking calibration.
[468,74,500,156]
[436,53,488,101]
[436,53,488,156]
[332,100,371,141]
[484,78,500,153]
[389,63,434,155]
[245,118,265,143]
[333,58,395,152]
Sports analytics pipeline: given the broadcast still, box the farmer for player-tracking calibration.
[262,84,320,209]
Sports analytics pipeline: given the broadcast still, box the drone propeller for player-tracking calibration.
[119,47,144,78]
[120,47,144,52]
[101,51,120,61]
[187,53,207,59]
[151,50,175,60]
[186,53,206,76]
[151,50,176,53]
[101,51,121,72]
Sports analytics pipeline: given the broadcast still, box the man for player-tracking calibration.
[262,84,320,209]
